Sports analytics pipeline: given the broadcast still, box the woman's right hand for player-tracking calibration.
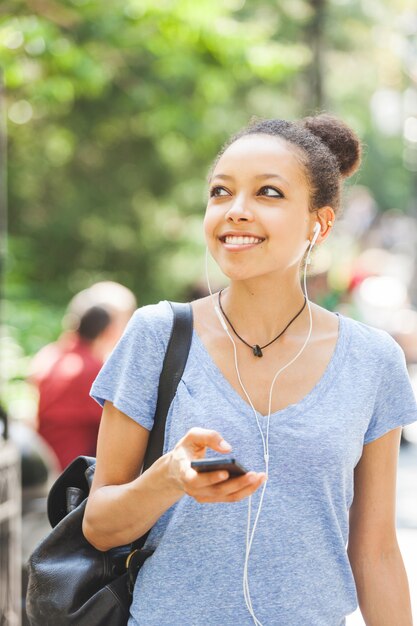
[167,427,266,504]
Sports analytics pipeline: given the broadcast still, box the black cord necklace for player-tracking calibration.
[217,290,307,357]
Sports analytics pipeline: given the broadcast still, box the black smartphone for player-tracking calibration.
[191,458,248,477]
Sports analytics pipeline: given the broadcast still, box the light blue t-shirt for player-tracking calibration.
[91,301,417,626]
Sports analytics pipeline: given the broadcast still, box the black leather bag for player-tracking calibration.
[26,302,193,626]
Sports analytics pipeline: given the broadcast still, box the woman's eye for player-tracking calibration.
[257,186,283,198]
[210,186,230,198]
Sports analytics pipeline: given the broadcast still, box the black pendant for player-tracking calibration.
[253,344,263,357]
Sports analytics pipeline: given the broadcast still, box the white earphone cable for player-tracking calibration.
[205,235,317,625]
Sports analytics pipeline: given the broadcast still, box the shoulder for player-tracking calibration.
[340,314,405,364]
[99,301,175,369]
[126,300,174,347]
[29,341,63,382]
[90,302,176,425]
[130,300,173,326]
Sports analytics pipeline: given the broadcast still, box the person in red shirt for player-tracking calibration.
[30,282,136,469]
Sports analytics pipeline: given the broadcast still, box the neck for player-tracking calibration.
[218,276,307,346]
[84,336,108,363]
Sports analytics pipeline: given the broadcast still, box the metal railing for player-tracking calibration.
[0,439,21,626]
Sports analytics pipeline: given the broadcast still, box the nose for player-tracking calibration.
[225,194,254,223]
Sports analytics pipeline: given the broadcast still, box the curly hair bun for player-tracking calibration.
[301,114,361,178]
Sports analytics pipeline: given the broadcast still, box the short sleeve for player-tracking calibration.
[90,301,173,430]
[364,337,417,444]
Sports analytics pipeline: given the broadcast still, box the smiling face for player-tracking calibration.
[204,134,317,282]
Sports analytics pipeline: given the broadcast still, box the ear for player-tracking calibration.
[312,206,336,244]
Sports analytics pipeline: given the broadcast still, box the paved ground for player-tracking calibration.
[347,441,417,624]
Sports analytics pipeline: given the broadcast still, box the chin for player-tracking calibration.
[216,262,264,282]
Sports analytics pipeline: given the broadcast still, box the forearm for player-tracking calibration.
[83,454,183,551]
[349,544,413,625]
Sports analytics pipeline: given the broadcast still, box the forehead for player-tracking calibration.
[213,134,306,184]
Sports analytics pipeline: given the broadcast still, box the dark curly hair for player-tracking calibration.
[211,114,362,215]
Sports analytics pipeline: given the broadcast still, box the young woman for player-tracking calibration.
[83,115,417,625]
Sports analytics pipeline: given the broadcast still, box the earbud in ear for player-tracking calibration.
[310,222,321,247]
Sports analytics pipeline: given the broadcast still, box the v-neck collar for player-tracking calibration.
[191,313,350,420]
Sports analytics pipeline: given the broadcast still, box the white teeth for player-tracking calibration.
[224,236,262,245]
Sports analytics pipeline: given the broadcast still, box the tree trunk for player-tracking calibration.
[306,0,326,112]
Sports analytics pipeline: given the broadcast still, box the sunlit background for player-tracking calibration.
[1,0,417,624]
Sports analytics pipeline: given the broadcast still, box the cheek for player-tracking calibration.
[203,207,216,243]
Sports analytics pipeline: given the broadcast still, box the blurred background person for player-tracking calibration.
[29,281,137,470]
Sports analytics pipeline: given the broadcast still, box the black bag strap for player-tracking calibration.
[130,301,193,551]
[142,301,193,472]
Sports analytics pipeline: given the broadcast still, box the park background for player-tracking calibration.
[1,0,417,625]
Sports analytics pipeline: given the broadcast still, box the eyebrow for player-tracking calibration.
[212,173,290,185]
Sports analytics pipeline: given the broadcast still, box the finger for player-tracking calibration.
[216,472,266,496]
[222,475,266,502]
[183,427,232,455]
[192,473,266,503]
[184,468,230,489]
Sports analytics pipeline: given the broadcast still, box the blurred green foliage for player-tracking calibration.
[1,0,415,374]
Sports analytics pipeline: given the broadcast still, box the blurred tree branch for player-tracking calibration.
[1,0,80,26]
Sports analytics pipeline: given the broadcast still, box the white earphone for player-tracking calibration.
[310,221,321,247]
